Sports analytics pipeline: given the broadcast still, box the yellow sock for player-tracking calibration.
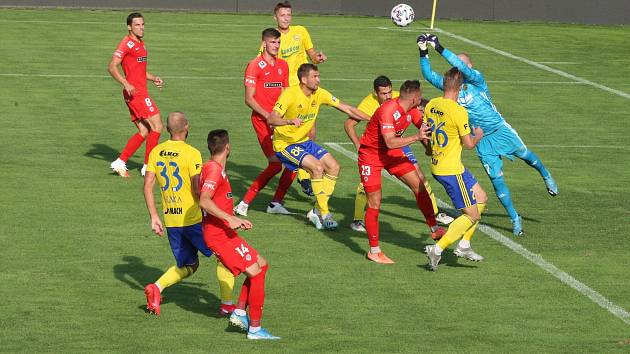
[156,265,193,290]
[297,169,311,181]
[436,214,474,250]
[216,260,235,303]
[323,173,337,196]
[354,183,367,221]
[463,203,486,241]
[311,178,329,215]
[424,181,439,215]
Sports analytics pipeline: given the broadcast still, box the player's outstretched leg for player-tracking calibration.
[489,175,523,236]
[517,148,558,196]
[112,132,146,177]
[145,263,197,315]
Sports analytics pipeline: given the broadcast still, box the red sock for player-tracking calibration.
[247,265,268,328]
[415,188,437,228]
[365,207,380,248]
[272,169,297,203]
[236,277,250,311]
[243,162,282,204]
[119,133,145,162]
[144,131,161,164]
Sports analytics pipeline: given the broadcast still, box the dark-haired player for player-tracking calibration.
[108,12,163,177]
[199,129,279,340]
[356,80,445,264]
[234,28,295,217]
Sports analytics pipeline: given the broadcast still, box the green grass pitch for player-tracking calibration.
[1,8,630,353]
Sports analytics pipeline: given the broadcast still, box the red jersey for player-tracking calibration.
[113,35,148,94]
[359,98,423,152]
[199,160,237,240]
[244,55,289,113]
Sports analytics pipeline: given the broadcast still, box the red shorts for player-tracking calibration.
[251,113,274,157]
[123,90,160,122]
[358,147,416,193]
[205,231,259,277]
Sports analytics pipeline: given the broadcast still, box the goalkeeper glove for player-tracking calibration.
[425,33,444,54]
[416,34,429,57]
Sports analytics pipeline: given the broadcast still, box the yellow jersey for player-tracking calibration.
[424,97,471,176]
[146,140,203,227]
[272,85,340,151]
[260,25,314,86]
[357,90,400,117]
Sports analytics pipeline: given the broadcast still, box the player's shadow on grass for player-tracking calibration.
[113,256,223,318]
[226,160,308,204]
[84,143,143,171]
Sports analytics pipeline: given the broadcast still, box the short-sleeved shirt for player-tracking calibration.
[244,55,289,113]
[113,35,148,94]
[359,98,423,152]
[260,26,314,86]
[146,140,203,227]
[199,160,237,241]
[356,90,400,117]
[424,97,471,175]
[272,85,340,151]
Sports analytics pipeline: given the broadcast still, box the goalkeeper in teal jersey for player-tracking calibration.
[417,33,558,236]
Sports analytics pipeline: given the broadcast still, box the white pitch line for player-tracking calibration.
[325,142,630,326]
[432,28,630,100]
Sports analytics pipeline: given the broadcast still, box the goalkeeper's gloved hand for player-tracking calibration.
[416,34,429,57]
[425,33,444,54]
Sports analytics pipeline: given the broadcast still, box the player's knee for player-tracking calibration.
[310,163,324,177]
[257,256,267,268]
[326,160,340,176]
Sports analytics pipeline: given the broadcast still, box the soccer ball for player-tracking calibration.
[391,4,415,27]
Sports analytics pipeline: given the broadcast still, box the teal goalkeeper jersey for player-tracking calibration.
[420,48,505,133]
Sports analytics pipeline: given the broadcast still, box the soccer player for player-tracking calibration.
[418,33,558,236]
[356,80,446,264]
[108,12,163,178]
[266,63,368,230]
[344,75,454,233]
[268,1,328,195]
[234,28,296,217]
[423,68,488,271]
[199,129,279,340]
[142,112,235,316]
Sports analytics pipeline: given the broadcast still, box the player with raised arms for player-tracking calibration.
[418,33,558,236]
[266,63,368,230]
[142,112,235,316]
[108,12,163,178]
[355,80,445,264]
[344,75,454,233]
[423,68,488,271]
[234,28,295,217]
[199,129,279,340]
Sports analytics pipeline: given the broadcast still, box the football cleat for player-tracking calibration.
[110,158,129,178]
[306,209,323,230]
[322,213,338,230]
[141,164,147,177]
[511,215,524,236]
[424,245,442,271]
[350,220,366,233]
[454,246,484,262]
[266,202,291,215]
[430,226,446,241]
[436,212,454,225]
[298,178,314,196]
[233,201,249,217]
[218,303,236,317]
[543,176,558,196]
[247,328,281,340]
[366,252,395,264]
[228,312,249,331]
[144,283,161,315]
